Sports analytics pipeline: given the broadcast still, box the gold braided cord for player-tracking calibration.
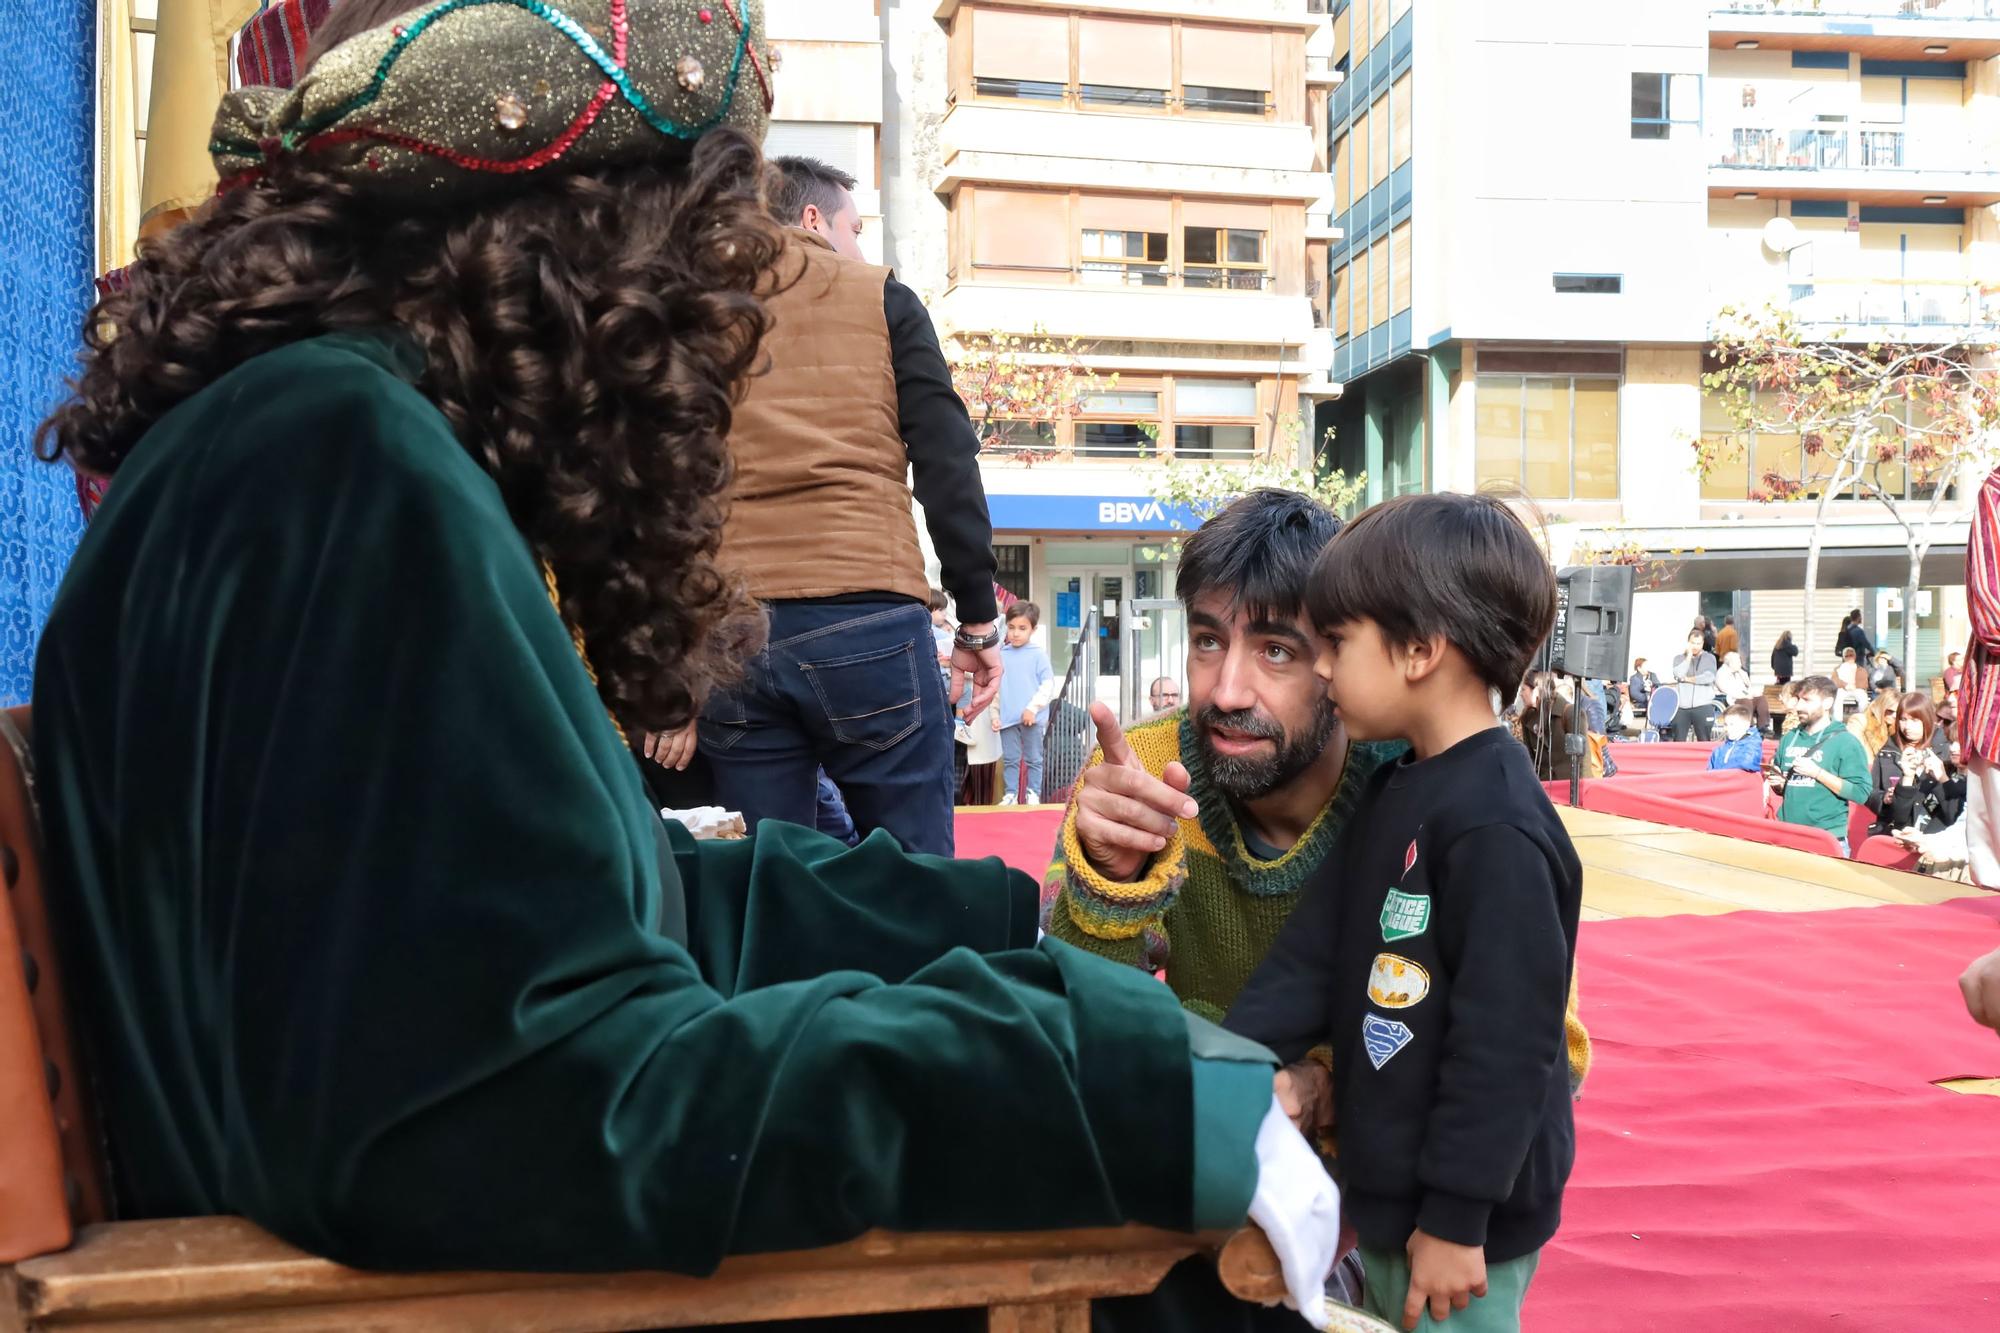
[543,560,629,745]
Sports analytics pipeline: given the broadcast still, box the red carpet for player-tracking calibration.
[956,806,1066,879]
[1539,896,2000,1331]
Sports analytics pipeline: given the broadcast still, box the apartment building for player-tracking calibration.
[1325,0,2000,682]
[765,0,887,263]
[872,0,1334,710]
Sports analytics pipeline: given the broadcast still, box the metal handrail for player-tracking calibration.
[1041,609,1101,803]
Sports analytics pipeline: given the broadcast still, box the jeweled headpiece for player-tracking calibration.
[211,0,774,198]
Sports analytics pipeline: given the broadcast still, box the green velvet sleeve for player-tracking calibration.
[39,340,1228,1278]
[1188,1020,1277,1231]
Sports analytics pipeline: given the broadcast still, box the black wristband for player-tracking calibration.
[954,625,1001,651]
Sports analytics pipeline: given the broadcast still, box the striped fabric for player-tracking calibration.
[1963,466,2000,761]
[234,0,338,90]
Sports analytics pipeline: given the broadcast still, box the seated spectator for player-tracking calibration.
[1708,702,1765,773]
[1855,689,1901,756]
[1868,691,1962,837]
[1714,648,1772,735]
[1627,656,1657,727]
[1778,681,1803,734]
[1868,649,1900,696]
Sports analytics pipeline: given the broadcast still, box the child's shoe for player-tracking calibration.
[999,792,1018,806]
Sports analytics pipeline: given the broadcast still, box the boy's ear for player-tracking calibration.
[1399,633,1451,685]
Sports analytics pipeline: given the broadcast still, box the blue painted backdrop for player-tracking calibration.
[0,0,93,704]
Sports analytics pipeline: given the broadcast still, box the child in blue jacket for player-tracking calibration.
[1708,702,1764,773]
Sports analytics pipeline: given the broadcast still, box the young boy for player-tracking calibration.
[1708,701,1764,773]
[995,603,1059,804]
[1226,492,1581,1333]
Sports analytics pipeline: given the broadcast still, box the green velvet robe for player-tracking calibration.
[32,333,1271,1275]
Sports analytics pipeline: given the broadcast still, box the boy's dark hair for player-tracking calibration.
[1796,674,1838,700]
[1722,701,1755,723]
[928,587,949,613]
[1177,488,1341,622]
[770,155,858,227]
[1306,492,1556,697]
[1008,602,1041,629]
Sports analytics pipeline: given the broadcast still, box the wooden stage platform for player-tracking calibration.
[1555,805,1985,921]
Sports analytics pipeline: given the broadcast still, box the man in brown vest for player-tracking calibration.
[680,155,1000,856]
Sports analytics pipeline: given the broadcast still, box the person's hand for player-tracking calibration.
[1246,1095,1340,1330]
[1791,756,1822,782]
[643,722,699,772]
[1274,1060,1334,1138]
[1022,706,1038,728]
[991,709,1002,733]
[1960,944,2000,1033]
[1074,702,1198,882]
[950,623,1003,721]
[1404,1229,1487,1330]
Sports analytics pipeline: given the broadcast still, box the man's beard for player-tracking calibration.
[1195,698,1340,801]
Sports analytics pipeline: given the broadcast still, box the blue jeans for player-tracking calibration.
[699,600,955,855]
[1000,717,1049,801]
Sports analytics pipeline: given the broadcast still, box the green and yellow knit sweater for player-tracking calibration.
[1042,711,1593,1089]
[1042,711,1395,1025]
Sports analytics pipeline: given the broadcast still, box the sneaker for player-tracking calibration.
[999,792,1018,806]
[1024,790,1040,805]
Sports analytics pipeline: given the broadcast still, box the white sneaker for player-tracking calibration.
[999,792,1018,806]
[1024,790,1040,805]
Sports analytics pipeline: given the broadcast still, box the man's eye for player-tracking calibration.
[1265,644,1294,664]
[1195,634,1221,651]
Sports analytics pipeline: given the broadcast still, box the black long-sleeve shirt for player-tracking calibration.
[1224,728,1582,1261]
[883,277,997,625]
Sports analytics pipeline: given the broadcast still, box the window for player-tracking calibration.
[1554,273,1622,294]
[982,420,1058,456]
[971,8,1070,100]
[1353,107,1371,198]
[1077,389,1162,458]
[1475,375,1620,501]
[975,76,1065,101]
[1183,86,1267,115]
[1369,236,1390,327]
[1174,379,1260,460]
[1392,72,1413,169]
[1631,72,1701,140]
[1333,132,1351,215]
[1698,389,1953,503]
[1184,227,1269,290]
[993,544,1032,604]
[1391,220,1412,314]
[763,121,870,187]
[1079,15,1170,108]
[1333,262,1351,339]
[1354,246,1373,331]
[1082,228,1170,286]
[1182,25,1272,115]
[970,188,1072,282]
[1369,92,1390,188]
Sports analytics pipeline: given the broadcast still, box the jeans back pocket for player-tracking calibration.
[800,640,923,752]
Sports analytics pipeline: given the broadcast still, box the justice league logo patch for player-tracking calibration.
[1380,889,1431,943]
[1362,1013,1414,1070]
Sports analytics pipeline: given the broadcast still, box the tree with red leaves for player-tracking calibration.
[1696,304,2000,673]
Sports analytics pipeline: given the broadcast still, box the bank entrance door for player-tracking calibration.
[1048,567,1127,718]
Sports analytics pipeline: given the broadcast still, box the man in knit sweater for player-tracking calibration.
[1042,490,1592,1059]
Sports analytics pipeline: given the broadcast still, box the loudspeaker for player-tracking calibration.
[1548,564,1634,681]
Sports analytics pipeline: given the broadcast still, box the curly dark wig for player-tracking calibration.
[37,129,782,735]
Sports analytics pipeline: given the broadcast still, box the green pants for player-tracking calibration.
[1358,1246,1540,1333]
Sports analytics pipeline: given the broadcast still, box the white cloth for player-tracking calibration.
[661,807,746,840]
[1247,1095,1341,1330]
[1964,752,2000,889]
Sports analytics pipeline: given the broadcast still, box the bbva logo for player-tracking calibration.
[1098,500,1166,525]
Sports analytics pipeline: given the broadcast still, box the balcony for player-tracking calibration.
[1710,1,2000,58]
[1708,122,2000,202]
[936,101,1321,201]
[933,273,1315,349]
[1784,276,2000,335]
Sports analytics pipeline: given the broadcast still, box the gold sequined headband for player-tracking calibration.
[211,0,774,198]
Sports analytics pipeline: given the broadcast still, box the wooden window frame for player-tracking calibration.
[1183,226,1271,291]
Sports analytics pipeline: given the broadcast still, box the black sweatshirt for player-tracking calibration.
[1224,727,1581,1261]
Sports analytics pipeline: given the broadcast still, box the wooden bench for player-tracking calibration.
[0,706,1307,1332]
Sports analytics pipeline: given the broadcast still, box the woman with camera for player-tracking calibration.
[1867,692,1962,837]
